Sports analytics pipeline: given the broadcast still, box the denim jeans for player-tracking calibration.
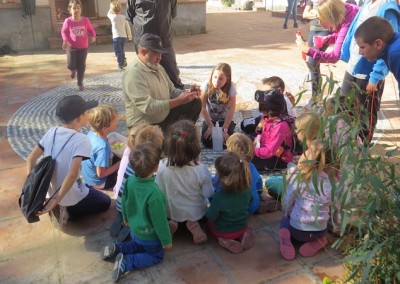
[284,0,298,26]
[116,233,164,271]
[306,30,330,96]
[113,37,127,66]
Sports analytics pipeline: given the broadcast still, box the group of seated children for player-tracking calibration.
[28,65,359,282]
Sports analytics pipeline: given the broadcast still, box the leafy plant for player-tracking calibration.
[222,0,234,7]
[292,72,400,283]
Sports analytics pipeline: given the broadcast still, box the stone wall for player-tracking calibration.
[0,5,52,50]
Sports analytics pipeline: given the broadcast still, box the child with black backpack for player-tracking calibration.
[26,95,111,226]
[251,90,296,171]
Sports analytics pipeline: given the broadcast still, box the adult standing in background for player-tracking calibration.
[283,0,299,29]
[126,0,184,89]
[302,0,330,104]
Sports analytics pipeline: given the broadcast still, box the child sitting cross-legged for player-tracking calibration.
[251,89,295,171]
[156,119,214,244]
[207,152,254,254]
[82,105,121,190]
[279,140,332,260]
[101,142,172,283]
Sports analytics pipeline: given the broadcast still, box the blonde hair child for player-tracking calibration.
[200,63,237,148]
[206,152,254,254]
[108,1,132,70]
[81,105,121,190]
[279,140,332,260]
[155,120,213,244]
[212,133,263,214]
[61,0,96,91]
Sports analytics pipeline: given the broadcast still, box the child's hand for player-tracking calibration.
[163,244,173,250]
[62,41,68,50]
[123,220,128,226]
[256,120,264,133]
[37,197,59,215]
[90,37,96,44]
[203,125,213,139]
[222,131,229,142]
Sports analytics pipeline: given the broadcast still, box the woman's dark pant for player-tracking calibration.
[340,71,384,143]
[67,47,87,86]
[306,30,330,97]
[284,0,298,26]
[251,155,288,171]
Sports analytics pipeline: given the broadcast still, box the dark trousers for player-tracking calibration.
[284,0,298,26]
[113,37,127,66]
[67,187,111,219]
[104,154,121,189]
[67,47,87,86]
[158,98,202,133]
[340,71,384,143]
[251,155,288,171]
[306,30,330,97]
[116,233,164,271]
[201,120,235,149]
[280,216,326,243]
[135,43,183,89]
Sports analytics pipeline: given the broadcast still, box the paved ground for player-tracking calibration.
[1,9,400,284]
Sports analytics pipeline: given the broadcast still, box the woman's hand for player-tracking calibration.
[222,131,229,142]
[203,125,213,139]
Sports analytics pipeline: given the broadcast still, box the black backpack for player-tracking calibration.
[19,129,75,223]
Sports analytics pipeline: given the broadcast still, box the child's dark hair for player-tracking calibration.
[166,120,200,167]
[215,152,250,193]
[355,16,394,44]
[129,142,161,178]
[207,63,232,104]
[262,76,285,92]
[68,0,82,10]
[256,89,286,117]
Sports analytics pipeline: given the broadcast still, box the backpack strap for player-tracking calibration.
[49,127,58,156]
[54,132,76,159]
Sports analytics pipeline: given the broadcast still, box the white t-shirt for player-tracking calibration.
[107,11,132,39]
[155,159,214,222]
[39,127,91,206]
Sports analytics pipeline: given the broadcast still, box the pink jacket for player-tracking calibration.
[254,116,293,162]
[307,3,359,63]
[61,17,96,49]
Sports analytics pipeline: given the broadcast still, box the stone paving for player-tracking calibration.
[1,9,400,284]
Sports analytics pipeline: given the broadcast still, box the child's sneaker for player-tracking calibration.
[279,228,295,260]
[186,220,207,244]
[101,243,118,260]
[218,238,243,254]
[78,84,84,91]
[123,58,127,67]
[299,236,329,258]
[112,253,126,282]
[70,70,76,79]
[118,64,125,70]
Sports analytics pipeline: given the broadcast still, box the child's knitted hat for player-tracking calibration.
[255,89,285,114]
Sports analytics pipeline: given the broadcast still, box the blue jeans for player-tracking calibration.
[113,37,127,66]
[116,233,164,271]
[306,30,330,96]
[284,0,298,26]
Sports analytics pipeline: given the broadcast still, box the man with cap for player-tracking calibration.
[123,33,201,132]
[126,0,183,89]
[26,95,111,226]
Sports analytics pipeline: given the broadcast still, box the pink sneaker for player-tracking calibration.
[78,84,84,91]
[279,228,295,260]
[186,220,207,244]
[218,238,243,254]
[299,236,329,258]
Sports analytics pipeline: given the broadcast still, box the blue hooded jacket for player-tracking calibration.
[340,0,400,84]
